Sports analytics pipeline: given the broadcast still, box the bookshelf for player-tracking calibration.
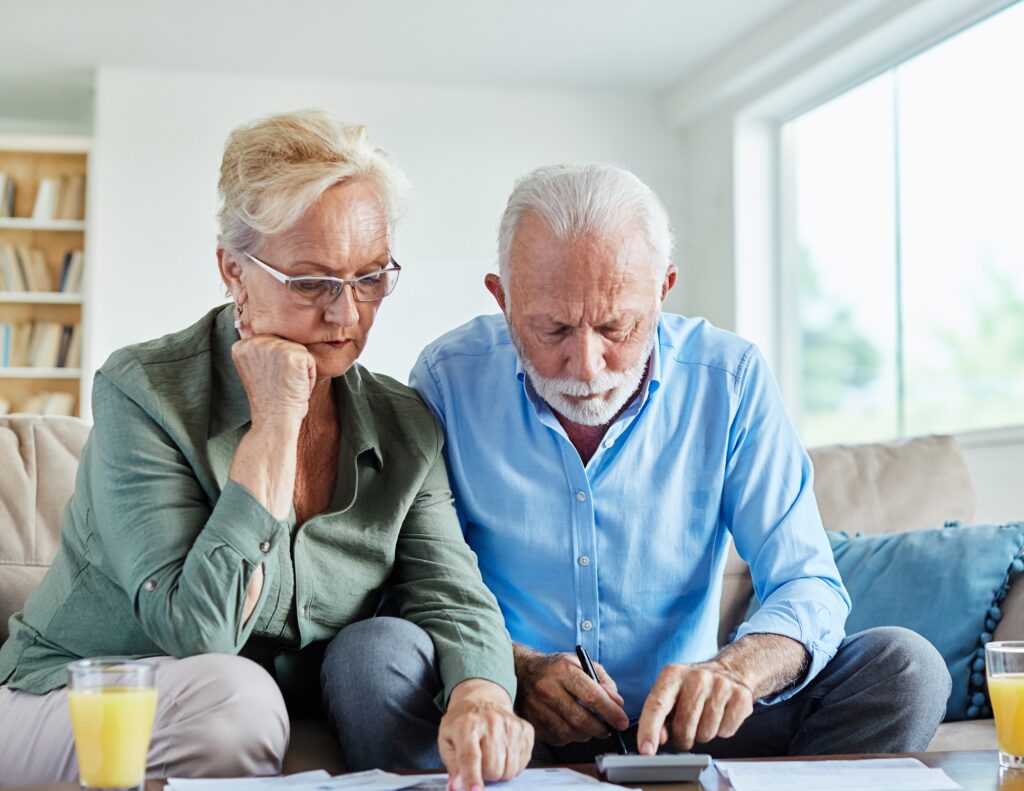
[0,134,89,417]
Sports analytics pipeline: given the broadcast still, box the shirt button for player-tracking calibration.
[582,620,593,631]
[259,541,271,553]
[577,490,587,502]
[143,579,156,592]
[579,556,591,566]
[603,438,614,448]
[301,605,309,616]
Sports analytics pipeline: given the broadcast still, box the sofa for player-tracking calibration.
[0,415,1008,769]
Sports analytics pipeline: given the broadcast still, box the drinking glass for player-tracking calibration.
[67,659,158,791]
[987,642,1024,769]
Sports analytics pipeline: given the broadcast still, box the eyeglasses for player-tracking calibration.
[242,252,401,306]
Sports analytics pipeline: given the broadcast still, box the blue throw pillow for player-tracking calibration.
[740,521,1024,722]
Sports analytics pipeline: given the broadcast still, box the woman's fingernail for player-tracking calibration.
[471,786,483,791]
[641,739,655,755]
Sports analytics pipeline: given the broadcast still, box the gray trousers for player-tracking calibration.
[0,653,290,787]
[321,617,445,771]
[532,626,952,762]
[320,622,954,768]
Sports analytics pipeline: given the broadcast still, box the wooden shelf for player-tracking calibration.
[0,292,82,304]
[0,218,85,231]
[0,136,89,417]
[0,368,82,379]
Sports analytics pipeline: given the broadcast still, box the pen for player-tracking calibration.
[575,643,629,755]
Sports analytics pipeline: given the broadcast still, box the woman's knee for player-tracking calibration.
[154,654,289,777]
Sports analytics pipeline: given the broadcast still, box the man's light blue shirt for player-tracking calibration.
[410,313,850,720]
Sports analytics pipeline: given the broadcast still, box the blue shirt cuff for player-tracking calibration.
[733,591,846,705]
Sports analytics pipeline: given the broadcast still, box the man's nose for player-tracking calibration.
[566,329,604,382]
[323,285,360,327]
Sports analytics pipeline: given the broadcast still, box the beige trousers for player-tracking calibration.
[0,654,290,787]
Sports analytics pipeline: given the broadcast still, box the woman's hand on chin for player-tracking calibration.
[439,678,534,791]
[231,326,317,427]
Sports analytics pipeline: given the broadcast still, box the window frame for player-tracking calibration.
[734,0,1024,447]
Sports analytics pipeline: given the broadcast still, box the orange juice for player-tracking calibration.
[989,673,1024,757]
[68,686,158,788]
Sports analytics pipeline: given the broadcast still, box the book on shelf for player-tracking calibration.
[0,172,14,218]
[0,320,81,368]
[0,243,63,292]
[64,323,82,368]
[17,391,76,416]
[0,321,33,366]
[59,249,84,293]
[0,242,27,290]
[32,177,58,220]
[26,321,63,368]
[56,174,86,221]
[31,175,86,222]
[15,246,53,291]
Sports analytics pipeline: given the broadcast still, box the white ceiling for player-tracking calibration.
[0,0,795,123]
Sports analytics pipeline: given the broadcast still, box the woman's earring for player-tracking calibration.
[234,302,243,329]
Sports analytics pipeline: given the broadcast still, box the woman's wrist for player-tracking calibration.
[448,678,514,710]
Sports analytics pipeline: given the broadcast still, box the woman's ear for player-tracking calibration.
[217,248,247,304]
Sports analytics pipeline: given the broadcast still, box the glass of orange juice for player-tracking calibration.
[987,642,1024,769]
[67,659,158,791]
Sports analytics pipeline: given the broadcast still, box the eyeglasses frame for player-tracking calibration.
[241,251,401,304]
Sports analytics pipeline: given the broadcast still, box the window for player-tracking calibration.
[783,1,1024,446]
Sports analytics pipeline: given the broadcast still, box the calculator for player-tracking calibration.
[595,753,713,783]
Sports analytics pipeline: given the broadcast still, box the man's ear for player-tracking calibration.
[484,273,508,313]
[218,248,247,304]
[660,264,678,303]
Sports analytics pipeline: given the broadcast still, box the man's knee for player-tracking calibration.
[846,627,951,719]
[157,654,289,776]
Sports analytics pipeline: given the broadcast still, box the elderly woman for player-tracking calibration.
[0,111,532,788]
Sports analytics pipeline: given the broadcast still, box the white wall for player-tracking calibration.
[85,66,685,414]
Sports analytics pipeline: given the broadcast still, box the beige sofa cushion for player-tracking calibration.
[809,434,976,538]
[718,435,977,645]
[0,415,91,643]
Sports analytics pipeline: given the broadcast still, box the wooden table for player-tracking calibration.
[11,751,1017,791]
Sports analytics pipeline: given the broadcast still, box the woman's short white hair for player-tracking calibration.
[497,163,674,293]
[217,109,410,253]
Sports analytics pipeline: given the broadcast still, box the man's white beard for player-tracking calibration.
[507,315,658,427]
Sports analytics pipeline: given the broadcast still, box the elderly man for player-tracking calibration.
[410,163,950,761]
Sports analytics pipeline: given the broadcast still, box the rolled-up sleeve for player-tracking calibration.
[88,366,286,658]
[389,421,517,710]
[723,346,851,703]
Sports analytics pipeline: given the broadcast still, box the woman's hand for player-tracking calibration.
[439,679,534,791]
[231,322,317,428]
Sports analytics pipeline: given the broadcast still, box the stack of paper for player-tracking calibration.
[166,767,632,791]
[716,757,962,791]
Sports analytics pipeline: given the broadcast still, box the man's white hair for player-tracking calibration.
[497,163,674,293]
[217,109,410,253]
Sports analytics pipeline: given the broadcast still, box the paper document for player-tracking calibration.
[166,771,332,791]
[167,767,629,791]
[716,758,961,791]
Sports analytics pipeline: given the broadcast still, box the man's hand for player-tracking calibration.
[439,679,533,791]
[636,634,809,754]
[514,645,629,746]
[636,661,753,754]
